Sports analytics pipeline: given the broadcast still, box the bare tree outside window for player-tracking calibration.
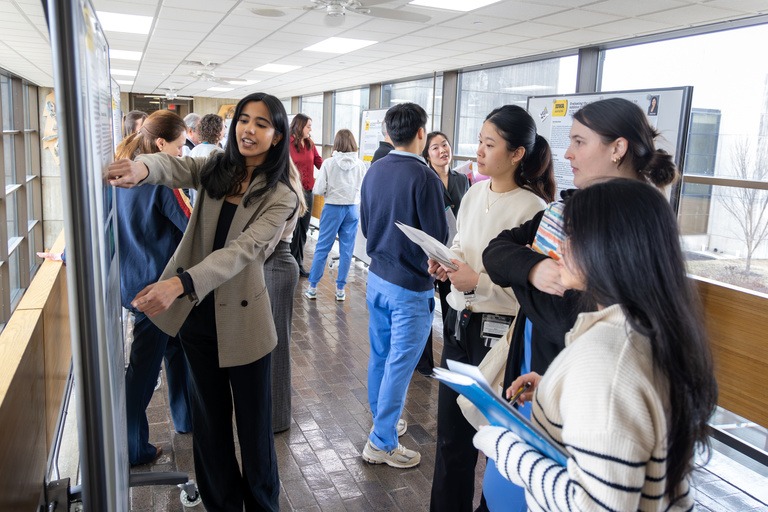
[717,138,768,273]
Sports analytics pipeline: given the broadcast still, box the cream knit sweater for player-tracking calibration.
[446,180,546,315]
[474,305,695,511]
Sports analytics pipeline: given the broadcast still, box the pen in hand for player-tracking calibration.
[508,382,531,404]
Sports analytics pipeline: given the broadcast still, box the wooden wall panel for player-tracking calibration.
[0,310,47,512]
[694,277,768,429]
[43,269,70,448]
[17,231,70,449]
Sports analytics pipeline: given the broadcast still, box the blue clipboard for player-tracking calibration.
[433,360,569,466]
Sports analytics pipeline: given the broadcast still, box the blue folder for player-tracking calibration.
[433,360,569,466]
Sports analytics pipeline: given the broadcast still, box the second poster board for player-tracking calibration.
[527,86,693,203]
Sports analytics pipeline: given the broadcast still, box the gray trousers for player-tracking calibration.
[264,241,299,432]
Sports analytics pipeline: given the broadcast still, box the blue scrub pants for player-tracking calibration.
[125,312,192,465]
[482,319,533,511]
[308,203,359,290]
[366,272,434,451]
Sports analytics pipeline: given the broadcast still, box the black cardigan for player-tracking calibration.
[482,190,583,390]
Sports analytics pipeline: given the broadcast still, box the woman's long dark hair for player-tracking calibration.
[290,113,314,152]
[116,110,185,161]
[485,105,555,203]
[200,92,293,207]
[573,98,678,187]
[562,179,717,500]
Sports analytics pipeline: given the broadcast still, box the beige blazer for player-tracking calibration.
[135,152,298,367]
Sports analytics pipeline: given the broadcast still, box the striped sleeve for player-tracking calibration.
[475,426,658,512]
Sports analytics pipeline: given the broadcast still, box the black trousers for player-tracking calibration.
[417,278,452,373]
[430,308,492,512]
[289,189,314,269]
[180,332,279,512]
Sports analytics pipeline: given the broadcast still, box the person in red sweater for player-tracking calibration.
[288,113,323,276]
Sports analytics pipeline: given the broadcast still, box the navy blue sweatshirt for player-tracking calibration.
[360,151,449,292]
[116,185,190,311]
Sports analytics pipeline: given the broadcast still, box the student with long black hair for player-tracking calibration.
[475,179,718,511]
[107,92,298,512]
[429,105,555,512]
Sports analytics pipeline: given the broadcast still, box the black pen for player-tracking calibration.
[508,382,531,404]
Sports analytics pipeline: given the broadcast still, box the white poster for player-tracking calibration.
[528,87,691,195]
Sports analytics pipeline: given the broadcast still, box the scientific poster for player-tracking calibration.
[528,87,692,195]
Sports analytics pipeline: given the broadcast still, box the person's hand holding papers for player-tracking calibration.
[428,258,449,282]
[443,259,479,292]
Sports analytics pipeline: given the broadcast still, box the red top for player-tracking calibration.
[289,136,323,190]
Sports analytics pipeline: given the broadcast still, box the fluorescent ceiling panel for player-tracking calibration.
[115,79,134,85]
[96,11,154,34]
[208,87,234,91]
[228,79,260,85]
[409,0,501,12]
[303,37,377,54]
[110,68,137,76]
[254,64,302,73]
[109,49,143,61]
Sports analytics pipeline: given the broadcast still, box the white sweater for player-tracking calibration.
[446,180,546,315]
[474,305,694,512]
[312,151,366,205]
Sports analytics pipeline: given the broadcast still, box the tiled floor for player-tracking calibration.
[129,235,768,511]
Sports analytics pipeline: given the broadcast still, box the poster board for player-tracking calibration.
[47,0,127,509]
[359,108,388,165]
[527,86,693,202]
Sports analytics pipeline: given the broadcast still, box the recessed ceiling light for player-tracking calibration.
[96,11,153,34]
[228,79,260,86]
[110,69,137,77]
[250,8,286,17]
[115,79,133,85]
[254,64,301,73]
[303,37,377,54]
[109,49,143,61]
[408,0,500,12]
[208,87,234,92]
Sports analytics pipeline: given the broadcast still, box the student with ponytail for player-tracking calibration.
[114,110,193,466]
[429,105,555,512]
[480,97,681,510]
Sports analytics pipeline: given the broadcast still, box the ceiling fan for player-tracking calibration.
[143,89,193,101]
[251,0,431,26]
[165,60,247,86]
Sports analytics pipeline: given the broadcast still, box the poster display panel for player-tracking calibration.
[48,0,127,509]
[527,87,692,197]
[359,108,388,165]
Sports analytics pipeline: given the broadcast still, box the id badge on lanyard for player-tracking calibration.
[481,313,514,347]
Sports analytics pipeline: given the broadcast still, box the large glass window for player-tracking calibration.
[332,87,369,147]
[0,73,42,329]
[299,93,324,148]
[381,76,443,133]
[455,56,578,157]
[600,23,768,473]
[280,98,291,115]
[600,24,768,293]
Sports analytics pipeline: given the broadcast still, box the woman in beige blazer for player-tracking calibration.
[108,92,298,512]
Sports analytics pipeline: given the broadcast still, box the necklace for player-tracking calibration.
[486,185,507,214]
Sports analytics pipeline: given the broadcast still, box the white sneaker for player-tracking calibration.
[335,288,346,301]
[370,419,407,437]
[362,439,421,468]
[304,287,317,300]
